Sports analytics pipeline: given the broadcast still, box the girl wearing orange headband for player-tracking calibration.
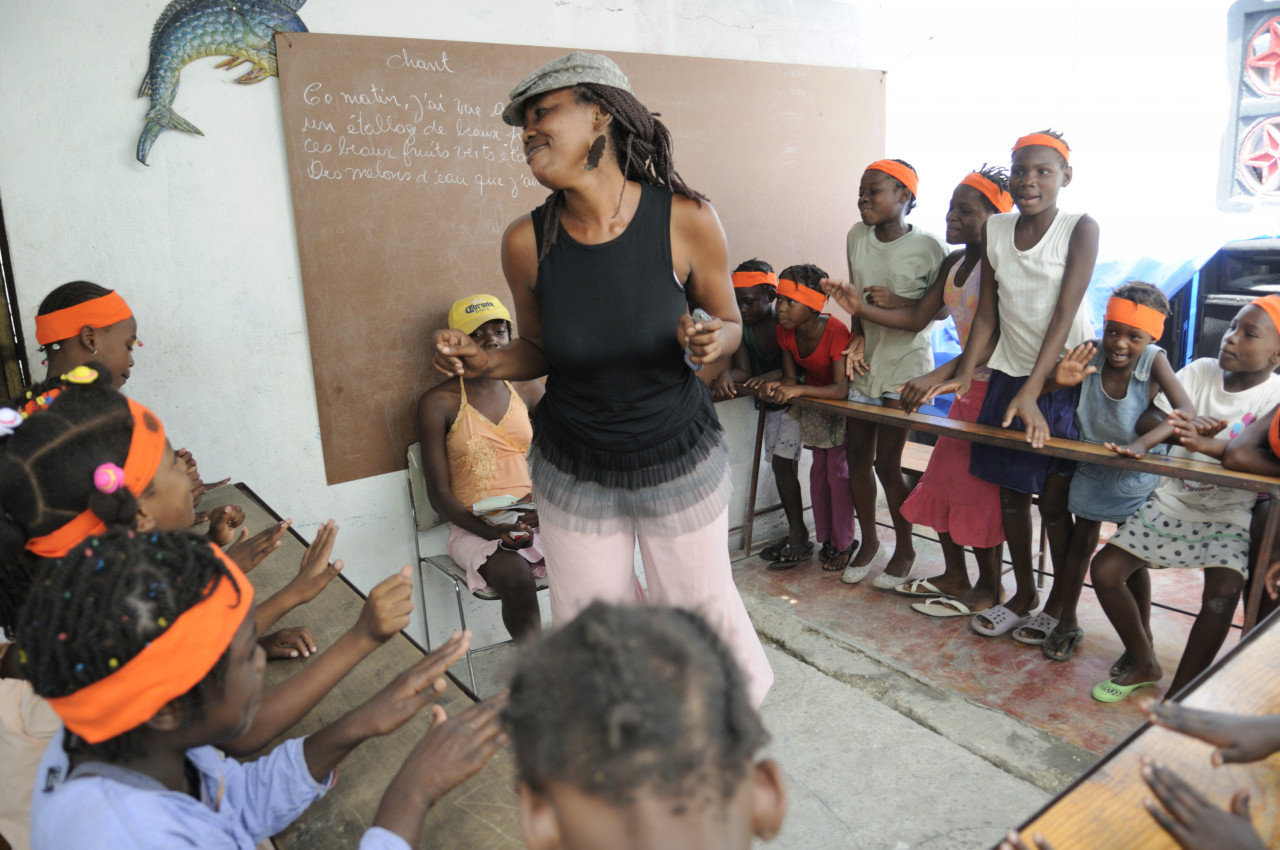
[1017,283,1191,664]
[1089,297,1280,703]
[825,166,1011,615]
[755,264,857,572]
[836,158,948,586]
[35,281,138,391]
[21,528,504,850]
[946,129,1099,640]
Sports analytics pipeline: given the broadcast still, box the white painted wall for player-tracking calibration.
[1,0,1265,642]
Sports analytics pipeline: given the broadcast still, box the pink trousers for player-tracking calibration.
[810,445,856,550]
[538,507,774,707]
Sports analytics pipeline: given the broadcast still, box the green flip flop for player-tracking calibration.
[1091,677,1157,703]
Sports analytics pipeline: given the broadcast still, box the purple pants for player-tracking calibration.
[810,445,856,550]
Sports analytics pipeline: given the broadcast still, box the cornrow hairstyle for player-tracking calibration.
[1113,281,1171,316]
[973,163,1011,213]
[36,281,113,351]
[886,158,918,214]
[778,263,828,294]
[502,602,768,806]
[17,528,237,762]
[536,84,708,262]
[733,258,773,275]
[0,366,144,636]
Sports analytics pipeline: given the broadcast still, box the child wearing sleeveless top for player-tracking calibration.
[417,294,546,641]
[948,130,1099,638]
[1017,284,1191,662]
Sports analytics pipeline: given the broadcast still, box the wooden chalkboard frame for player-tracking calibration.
[276,33,884,484]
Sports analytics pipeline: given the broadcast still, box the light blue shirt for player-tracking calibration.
[30,728,411,849]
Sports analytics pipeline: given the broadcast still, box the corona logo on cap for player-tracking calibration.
[448,294,512,334]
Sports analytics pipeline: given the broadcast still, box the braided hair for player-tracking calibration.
[1113,281,1171,316]
[883,158,919,214]
[733,258,774,275]
[36,281,112,351]
[1025,128,1071,166]
[536,85,707,262]
[0,367,147,636]
[971,163,1011,214]
[502,602,768,806]
[778,263,829,294]
[17,527,238,762]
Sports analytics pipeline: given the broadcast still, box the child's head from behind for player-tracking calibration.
[774,264,829,331]
[1222,296,1280,375]
[1101,282,1170,369]
[1010,130,1072,216]
[948,165,1011,246]
[0,370,193,634]
[503,602,785,850]
[36,282,138,390]
[448,293,513,351]
[859,159,918,225]
[18,527,261,761]
[732,259,777,327]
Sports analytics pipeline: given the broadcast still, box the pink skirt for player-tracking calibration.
[900,378,1006,549]
[447,523,547,594]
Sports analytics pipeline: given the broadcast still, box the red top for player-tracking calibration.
[777,316,851,387]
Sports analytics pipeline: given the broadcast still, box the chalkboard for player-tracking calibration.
[276,33,884,485]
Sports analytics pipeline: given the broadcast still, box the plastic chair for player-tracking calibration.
[406,441,546,693]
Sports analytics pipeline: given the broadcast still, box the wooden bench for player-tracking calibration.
[733,387,1280,631]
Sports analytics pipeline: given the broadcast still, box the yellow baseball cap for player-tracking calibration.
[448,294,512,335]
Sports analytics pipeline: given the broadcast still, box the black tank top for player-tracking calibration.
[531,182,719,477]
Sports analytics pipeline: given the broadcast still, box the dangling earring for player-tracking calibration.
[585,134,606,171]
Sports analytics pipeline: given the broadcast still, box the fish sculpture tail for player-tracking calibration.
[136,107,204,165]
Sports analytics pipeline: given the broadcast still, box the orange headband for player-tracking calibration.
[1104,297,1166,340]
[866,160,919,198]
[732,271,778,289]
[1270,407,1280,459]
[959,173,1013,213]
[46,543,253,744]
[1013,133,1071,164]
[776,278,826,312]
[34,291,133,346]
[26,398,167,558]
[1251,295,1280,335]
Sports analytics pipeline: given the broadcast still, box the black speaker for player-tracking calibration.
[1191,239,1280,362]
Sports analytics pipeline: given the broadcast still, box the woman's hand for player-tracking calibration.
[355,566,416,645]
[1053,342,1097,389]
[260,626,318,659]
[433,329,490,378]
[1004,391,1050,448]
[863,286,912,310]
[207,504,246,547]
[677,313,726,365]
[1142,760,1265,850]
[819,278,861,316]
[844,335,868,379]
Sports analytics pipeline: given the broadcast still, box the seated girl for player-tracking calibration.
[418,294,546,641]
[503,602,786,850]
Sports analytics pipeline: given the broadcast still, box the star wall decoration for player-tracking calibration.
[1246,16,1280,96]
[1240,117,1280,194]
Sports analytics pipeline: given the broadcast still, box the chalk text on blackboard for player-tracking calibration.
[387,48,454,73]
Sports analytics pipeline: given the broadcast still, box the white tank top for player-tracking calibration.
[985,210,1094,377]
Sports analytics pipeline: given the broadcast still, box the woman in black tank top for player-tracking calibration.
[431,51,773,708]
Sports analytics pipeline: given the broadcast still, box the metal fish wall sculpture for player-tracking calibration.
[137,0,309,164]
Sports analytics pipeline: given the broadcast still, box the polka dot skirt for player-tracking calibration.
[1107,498,1251,576]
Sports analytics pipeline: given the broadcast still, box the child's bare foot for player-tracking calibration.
[1113,656,1162,688]
[954,585,1002,613]
[1111,628,1154,676]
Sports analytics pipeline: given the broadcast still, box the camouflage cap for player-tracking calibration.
[502,51,633,127]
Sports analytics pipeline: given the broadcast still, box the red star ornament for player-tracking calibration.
[1242,119,1280,193]
[1247,18,1280,94]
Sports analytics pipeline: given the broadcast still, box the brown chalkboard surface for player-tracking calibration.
[277,33,883,484]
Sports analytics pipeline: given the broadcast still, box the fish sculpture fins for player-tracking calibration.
[137,108,205,165]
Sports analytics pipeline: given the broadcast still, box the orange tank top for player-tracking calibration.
[446,379,534,508]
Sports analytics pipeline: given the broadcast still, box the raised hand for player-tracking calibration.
[353,631,471,738]
[356,566,416,645]
[433,329,489,377]
[1142,760,1265,850]
[289,519,344,604]
[819,278,860,316]
[998,831,1056,850]
[677,312,726,365]
[191,476,231,508]
[224,519,291,573]
[260,626,318,659]
[207,504,246,547]
[176,447,200,482]
[1146,702,1280,766]
[1053,341,1097,389]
